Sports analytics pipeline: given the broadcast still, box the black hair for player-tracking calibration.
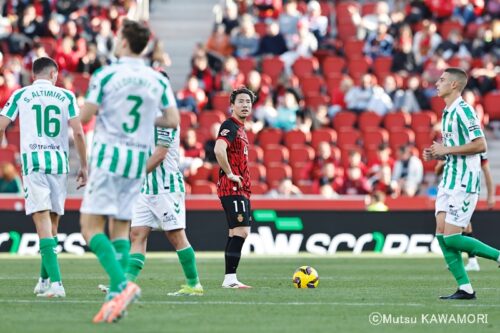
[32,57,58,75]
[230,87,256,104]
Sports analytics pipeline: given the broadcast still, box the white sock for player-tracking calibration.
[459,283,474,294]
[468,257,478,265]
[51,281,63,288]
[497,254,500,264]
[224,274,237,283]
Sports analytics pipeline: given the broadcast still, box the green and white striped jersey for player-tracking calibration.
[141,125,185,194]
[85,57,176,179]
[0,79,78,175]
[440,96,484,193]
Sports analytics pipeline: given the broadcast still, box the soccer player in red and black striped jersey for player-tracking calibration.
[214,87,255,288]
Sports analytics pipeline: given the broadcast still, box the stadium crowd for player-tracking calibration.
[0,0,499,200]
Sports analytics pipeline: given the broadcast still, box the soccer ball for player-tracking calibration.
[292,266,319,288]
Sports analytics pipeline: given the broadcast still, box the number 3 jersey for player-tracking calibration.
[0,79,78,175]
[85,57,176,179]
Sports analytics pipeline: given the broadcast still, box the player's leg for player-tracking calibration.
[126,226,151,282]
[166,229,203,296]
[33,210,65,297]
[463,223,480,271]
[39,213,60,287]
[109,218,131,271]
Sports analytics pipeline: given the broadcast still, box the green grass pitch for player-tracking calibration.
[1,255,499,333]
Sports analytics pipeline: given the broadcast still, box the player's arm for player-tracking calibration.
[69,117,88,189]
[481,160,495,209]
[440,137,486,156]
[146,146,168,174]
[435,160,445,176]
[155,105,179,129]
[0,115,12,141]
[80,103,98,125]
[214,139,242,187]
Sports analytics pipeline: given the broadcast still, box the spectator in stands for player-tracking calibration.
[313,104,330,127]
[424,0,453,21]
[366,191,389,211]
[469,26,498,58]
[148,39,172,69]
[206,23,234,59]
[462,89,485,124]
[328,76,353,116]
[94,19,115,59]
[253,94,277,126]
[18,5,44,40]
[183,128,205,159]
[46,17,61,40]
[179,146,204,179]
[23,42,48,71]
[296,107,318,133]
[317,163,343,198]
[412,19,442,66]
[391,25,418,75]
[271,87,301,131]
[367,143,395,195]
[77,43,103,74]
[340,166,371,195]
[87,0,106,19]
[218,1,240,35]
[366,81,393,116]
[253,0,282,20]
[266,178,302,198]
[203,122,221,165]
[56,0,81,20]
[392,145,423,197]
[176,75,207,113]
[230,16,260,58]
[306,142,338,181]
[305,0,328,45]
[280,19,317,75]
[191,54,214,93]
[278,0,301,49]
[344,73,375,114]
[0,162,22,194]
[349,1,392,40]
[0,70,21,108]
[452,0,478,25]
[435,29,471,61]
[406,75,431,110]
[246,70,271,108]
[469,54,498,95]
[255,20,287,56]
[214,56,245,92]
[384,75,420,113]
[54,36,81,72]
[347,150,367,176]
[363,22,394,60]
[421,54,447,94]
[64,20,87,56]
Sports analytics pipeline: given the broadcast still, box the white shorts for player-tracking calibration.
[435,187,479,228]
[131,192,186,231]
[23,173,67,216]
[80,169,143,220]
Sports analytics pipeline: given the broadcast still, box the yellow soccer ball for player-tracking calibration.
[292,266,319,288]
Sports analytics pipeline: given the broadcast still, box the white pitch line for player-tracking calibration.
[2,299,500,308]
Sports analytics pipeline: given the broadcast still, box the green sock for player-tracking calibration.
[125,253,145,282]
[445,234,500,262]
[40,236,58,279]
[112,238,130,271]
[89,234,127,293]
[177,246,200,287]
[39,238,61,283]
[436,234,469,286]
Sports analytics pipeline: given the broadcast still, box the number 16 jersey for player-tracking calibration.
[85,57,176,179]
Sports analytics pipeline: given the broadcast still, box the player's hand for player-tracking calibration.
[422,148,434,161]
[76,167,88,189]
[430,141,448,158]
[227,173,243,188]
[487,196,495,210]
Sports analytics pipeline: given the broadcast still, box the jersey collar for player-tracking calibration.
[33,79,53,85]
[230,116,244,126]
[444,96,463,113]
[117,56,145,65]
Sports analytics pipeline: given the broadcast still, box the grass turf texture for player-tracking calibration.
[1,255,499,333]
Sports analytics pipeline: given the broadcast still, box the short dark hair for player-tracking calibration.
[444,67,468,91]
[121,19,151,54]
[230,87,256,104]
[32,57,58,75]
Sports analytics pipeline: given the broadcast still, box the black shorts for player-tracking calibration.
[220,195,252,229]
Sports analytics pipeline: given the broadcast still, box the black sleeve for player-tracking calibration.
[217,120,238,146]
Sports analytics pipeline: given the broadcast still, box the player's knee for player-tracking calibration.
[130,228,147,244]
[166,229,189,249]
[232,228,249,239]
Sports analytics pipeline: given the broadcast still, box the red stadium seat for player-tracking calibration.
[180,112,197,132]
[211,165,220,182]
[292,162,308,183]
[344,40,365,59]
[439,21,464,39]
[289,145,315,167]
[415,130,434,151]
[266,163,292,188]
[337,23,358,41]
[389,128,415,151]
[0,145,17,164]
[311,128,337,148]
[361,2,377,15]
[254,22,267,37]
[372,56,393,78]
[5,128,20,148]
[38,37,57,57]
[483,92,500,121]
[496,185,500,196]
[332,111,357,131]
[362,128,389,150]
[198,111,225,130]
[347,58,370,80]
[305,94,330,109]
[71,72,90,95]
[249,163,266,182]
[430,96,446,116]
[263,145,289,166]
[236,57,256,76]
[383,112,410,130]
[251,182,269,195]
[411,111,437,132]
[337,128,361,150]
[322,56,346,76]
[358,111,382,131]
[190,180,217,195]
[283,129,310,148]
[262,57,285,86]
[188,165,213,182]
[258,128,283,148]
[211,92,231,113]
[336,2,360,24]
[292,57,318,78]
[299,75,324,97]
[297,180,316,194]
[325,73,344,92]
[248,146,264,163]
